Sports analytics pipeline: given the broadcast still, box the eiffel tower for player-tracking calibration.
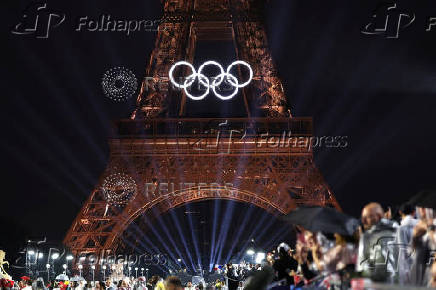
[64,0,340,259]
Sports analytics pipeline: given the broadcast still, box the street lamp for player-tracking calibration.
[135,267,138,278]
[141,268,144,277]
[246,249,255,256]
[146,268,149,280]
[78,264,83,277]
[111,265,117,281]
[48,253,59,275]
[46,264,50,282]
[91,265,96,285]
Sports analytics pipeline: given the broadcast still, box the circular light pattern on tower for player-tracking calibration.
[102,173,137,206]
[102,67,138,102]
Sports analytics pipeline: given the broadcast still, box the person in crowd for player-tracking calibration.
[272,242,298,285]
[12,281,20,290]
[97,280,106,290]
[237,281,244,290]
[214,279,223,289]
[164,276,183,290]
[33,277,46,290]
[356,202,398,281]
[146,276,155,290]
[295,231,319,282]
[266,252,274,266]
[391,203,418,284]
[94,281,101,289]
[147,275,158,290]
[105,278,115,290]
[154,276,165,290]
[312,233,356,274]
[410,207,436,286]
[135,277,147,290]
[18,276,31,290]
[429,260,436,288]
[396,203,418,245]
[184,281,194,290]
[1,278,15,290]
[225,263,239,290]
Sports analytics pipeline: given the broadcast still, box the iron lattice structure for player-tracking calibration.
[131,0,290,119]
[64,0,340,257]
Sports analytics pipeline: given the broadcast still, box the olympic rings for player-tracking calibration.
[169,60,253,100]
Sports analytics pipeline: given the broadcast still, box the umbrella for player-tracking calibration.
[408,190,436,209]
[69,276,85,282]
[282,206,359,236]
[55,274,69,281]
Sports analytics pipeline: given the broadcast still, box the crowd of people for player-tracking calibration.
[241,200,436,289]
[0,275,230,290]
[3,195,436,289]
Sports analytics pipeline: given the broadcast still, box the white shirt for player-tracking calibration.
[395,215,418,245]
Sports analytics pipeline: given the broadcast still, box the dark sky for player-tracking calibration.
[2,0,436,257]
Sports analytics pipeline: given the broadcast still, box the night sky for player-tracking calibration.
[2,0,436,259]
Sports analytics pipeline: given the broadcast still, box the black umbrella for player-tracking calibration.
[408,190,436,209]
[282,206,359,236]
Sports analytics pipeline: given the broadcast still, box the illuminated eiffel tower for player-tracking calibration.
[64,0,340,258]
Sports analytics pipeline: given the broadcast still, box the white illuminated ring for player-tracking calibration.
[168,61,196,89]
[212,73,239,100]
[184,73,210,100]
[197,61,225,88]
[169,60,253,100]
[226,60,253,88]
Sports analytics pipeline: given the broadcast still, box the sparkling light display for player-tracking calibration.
[102,66,138,102]
[169,60,253,100]
[101,173,137,206]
